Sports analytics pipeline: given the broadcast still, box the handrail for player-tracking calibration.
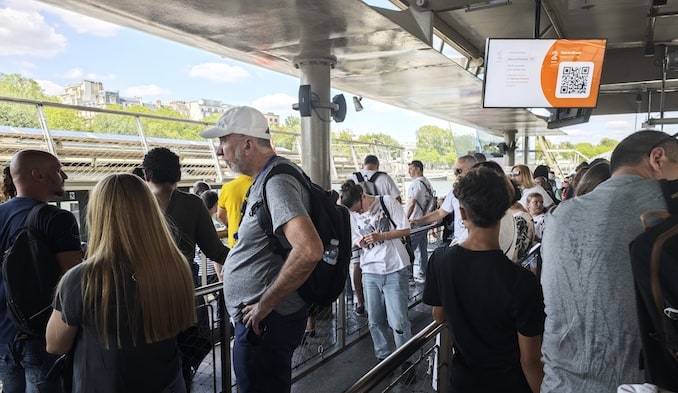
[344,321,447,393]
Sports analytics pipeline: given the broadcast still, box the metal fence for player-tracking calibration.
[183,224,445,393]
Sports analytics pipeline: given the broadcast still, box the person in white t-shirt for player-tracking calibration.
[340,180,413,366]
[405,160,434,281]
[410,155,478,245]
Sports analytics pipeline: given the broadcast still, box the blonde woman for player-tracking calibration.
[46,173,197,393]
[511,164,554,210]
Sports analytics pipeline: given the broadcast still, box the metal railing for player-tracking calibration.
[185,223,445,393]
[0,96,407,188]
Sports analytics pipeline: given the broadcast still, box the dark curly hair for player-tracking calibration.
[453,167,511,228]
[473,160,518,204]
[340,180,363,209]
[2,167,16,200]
[142,147,181,184]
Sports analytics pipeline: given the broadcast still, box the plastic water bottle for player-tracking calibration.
[322,239,340,265]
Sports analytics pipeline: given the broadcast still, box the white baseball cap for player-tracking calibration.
[200,106,270,140]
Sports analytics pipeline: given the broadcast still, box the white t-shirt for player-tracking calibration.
[350,195,410,275]
[349,169,401,198]
[441,189,467,243]
[407,176,434,220]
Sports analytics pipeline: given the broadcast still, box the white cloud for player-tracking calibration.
[9,0,120,37]
[122,84,171,97]
[59,68,84,79]
[0,5,66,57]
[250,93,296,114]
[85,72,115,81]
[36,79,64,96]
[188,63,250,83]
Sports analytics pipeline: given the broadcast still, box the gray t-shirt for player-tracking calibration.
[540,175,668,392]
[223,157,311,320]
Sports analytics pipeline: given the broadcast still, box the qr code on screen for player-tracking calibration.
[555,61,594,99]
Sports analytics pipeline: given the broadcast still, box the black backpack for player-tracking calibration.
[2,203,61,337]
[629,179,678,391]
[353,171,383,196]
[256,163,352,307]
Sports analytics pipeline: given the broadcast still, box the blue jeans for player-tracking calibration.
[232,306,307,393]
[411,229,429,276]
[362,268,413,359]
[0,337,64,393]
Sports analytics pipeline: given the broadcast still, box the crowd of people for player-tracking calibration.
[0,109,676,393]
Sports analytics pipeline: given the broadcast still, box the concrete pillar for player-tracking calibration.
[504,129,517,167]
[296,57,336,189]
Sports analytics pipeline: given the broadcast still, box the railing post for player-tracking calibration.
[207,140,224,183]
[134,116,150,153]
[36,104,57,155]
[435,326,451,392]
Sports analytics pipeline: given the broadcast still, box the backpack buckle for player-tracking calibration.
[665,307,678,321]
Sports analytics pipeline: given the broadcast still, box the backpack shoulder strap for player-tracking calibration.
[9,203,47,244]
[660,179,678,215]
[257,163,310,252]
[25,203,47,228]
[378,196,397,230]
[369,171,383,182]
[353,172,365,183]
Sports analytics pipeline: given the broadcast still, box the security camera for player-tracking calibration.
[353,96,363,112]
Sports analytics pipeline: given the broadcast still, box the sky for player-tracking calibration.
[0,0,675,147]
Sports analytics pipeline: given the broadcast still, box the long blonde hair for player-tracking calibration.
[511,164,535,188]
[82,173,196,348]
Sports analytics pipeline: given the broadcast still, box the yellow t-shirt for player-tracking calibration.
[218,174,253,248]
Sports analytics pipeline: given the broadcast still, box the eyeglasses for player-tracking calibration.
[454,168,463,175]
[647,132,678,157]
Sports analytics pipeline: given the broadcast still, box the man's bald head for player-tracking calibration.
[10,150,67,201]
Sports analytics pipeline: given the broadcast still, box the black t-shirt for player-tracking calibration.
[423,245,545,393]
[55,264,182,393]
[0,197,81,342]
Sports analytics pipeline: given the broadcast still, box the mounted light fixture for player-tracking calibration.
[353,96,364,112]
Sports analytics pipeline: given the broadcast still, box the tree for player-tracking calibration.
[272,115,300,151]
[414,125,456,167]
[0,73,52,128]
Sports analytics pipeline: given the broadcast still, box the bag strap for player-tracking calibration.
[353,172,365,183]
[418,178,434,199]
[9,203,46,245]
[379,196,396,229]
[378,197,408,246]
[368,171,383,183]
[257,163,311,255]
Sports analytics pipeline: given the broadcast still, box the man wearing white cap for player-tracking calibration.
[200,106,323,393]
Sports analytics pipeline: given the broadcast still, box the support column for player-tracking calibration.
[523,135,530,164]
[504,130,517,167]
[296,57,336,189]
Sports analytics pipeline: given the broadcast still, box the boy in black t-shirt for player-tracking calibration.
[423,168,545,393]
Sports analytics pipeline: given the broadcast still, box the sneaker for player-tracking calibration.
[414,274,425,283]
[354,305,366,316]
[408,277,416,286]
[401,362,417,385]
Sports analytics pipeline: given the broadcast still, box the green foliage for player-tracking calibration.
[272,115,300,151]
[356,133,402,147]
[0,73,51,128]
[414,125,456,167]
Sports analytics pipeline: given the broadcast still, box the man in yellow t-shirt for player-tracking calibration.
[217,174,253,248]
